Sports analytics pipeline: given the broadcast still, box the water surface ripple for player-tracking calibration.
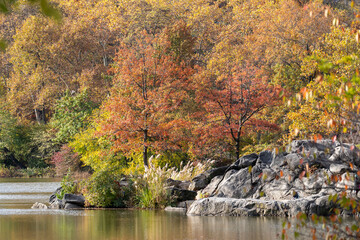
[0,178,284,240]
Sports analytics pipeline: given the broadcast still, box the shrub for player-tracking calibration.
[19,167,56,178]
[56,170,80,199]
[51,145,81,177]
[0,164,21,177]
[82,170,126,207]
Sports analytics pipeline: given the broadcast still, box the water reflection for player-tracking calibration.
[0,179,283,240]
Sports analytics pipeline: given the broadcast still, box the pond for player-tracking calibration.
[0,178,284,240]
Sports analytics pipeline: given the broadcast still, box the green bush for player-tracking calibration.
[82,170,126,207]
[56,170,79,199]
[0,111,57,168]
[51,90,97,144]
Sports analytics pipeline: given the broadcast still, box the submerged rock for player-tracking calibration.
[31,202,48,209]
[164,206,187,212]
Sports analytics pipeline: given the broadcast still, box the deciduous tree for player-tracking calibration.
[100,31,194,167]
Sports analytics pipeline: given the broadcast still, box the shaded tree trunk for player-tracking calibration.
[34,107,47,124]
[236,139,240,160]
[143,129,148,167]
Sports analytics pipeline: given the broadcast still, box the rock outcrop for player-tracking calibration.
[48,188,85,210]
[187,140,360,217]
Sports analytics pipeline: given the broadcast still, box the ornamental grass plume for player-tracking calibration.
[133,156,213,208]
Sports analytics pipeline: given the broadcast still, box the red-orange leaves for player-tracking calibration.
[100,30,195,166]
[194,61,280,159]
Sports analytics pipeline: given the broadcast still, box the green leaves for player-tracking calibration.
[0,0,61,20]
[0,39,7,51]
[51,90,97,144]
[0,0,15,14]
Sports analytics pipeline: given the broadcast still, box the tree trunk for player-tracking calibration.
[236,138,240,160]
[235,128,241,160]
[143,129,148,167]
[34,107,47,124]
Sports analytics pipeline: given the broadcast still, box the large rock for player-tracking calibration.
[49,198,64,209]
[200,175,223,196]
[64,203,84,210]
[187,196,335,217]
[166,178,190,190]
[167,187,197,202]
[215,168,255,199]
[329,145,359,162]
[233,153,258,169]
[285,153,306,171]
[189,166,229,191]
[49,187,62,204]
[63,194,85,207]
[186,139,360,217]
[329,163,349,174]
[287,139,337,156]
[257,150,273,166]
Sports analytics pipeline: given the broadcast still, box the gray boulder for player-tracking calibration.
[187,196,335,217]
[63,194,85,207]
[215,168,255,199]
[329,145,358,162]
[167,187,197,202]
[49,187,62,204]
[329,163,349,174]
[64,203,84,210]
[287,139,337,156]
[285,153,305,171]
[166,178,191,190]
[257,150,273,166]
[186,139,360,217]
[189,165,229,191]
[49,198,64,209]
[233,153,258,169]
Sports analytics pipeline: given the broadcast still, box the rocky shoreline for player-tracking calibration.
[32,189,85,210]
[184,139,360,217]
[33,139,360,217]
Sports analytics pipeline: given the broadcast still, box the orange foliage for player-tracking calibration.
[99,30,195,166]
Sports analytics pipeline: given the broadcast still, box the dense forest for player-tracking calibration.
[1,0,360,208]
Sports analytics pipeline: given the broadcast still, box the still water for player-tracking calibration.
[0,178,284,240]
